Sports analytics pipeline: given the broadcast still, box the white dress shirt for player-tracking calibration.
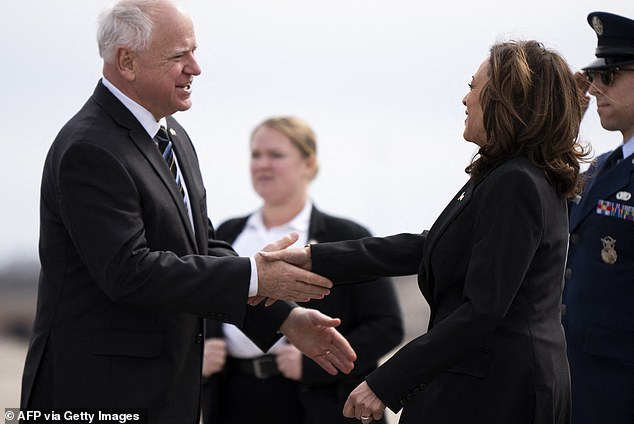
[224,200,312,358]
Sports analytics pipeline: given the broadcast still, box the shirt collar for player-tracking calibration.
[101,76,162,138]
[622,135,634,160]
[246,200,312,233]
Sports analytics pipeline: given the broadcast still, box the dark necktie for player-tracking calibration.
[598,146,623,176]
[155,126,185,199]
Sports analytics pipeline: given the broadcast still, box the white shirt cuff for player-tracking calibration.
[248,256,258,297]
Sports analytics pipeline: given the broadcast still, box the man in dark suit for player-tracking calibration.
[562,11,634,424]
[20,1,355,423]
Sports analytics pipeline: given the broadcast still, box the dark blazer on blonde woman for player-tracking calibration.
[309,156,571,424]
[203,206,403,424]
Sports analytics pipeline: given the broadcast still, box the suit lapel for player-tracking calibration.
[423,157,526,263]
[424,179,474,264]
[417,178,474,302]
[307,206,326,243]
[163,119,200,249]
[93,83,198,250]
[129,127,198,250]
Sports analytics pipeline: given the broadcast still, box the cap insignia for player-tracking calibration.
[592,16,604,35]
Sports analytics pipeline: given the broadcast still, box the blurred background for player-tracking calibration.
[1,0,631,421]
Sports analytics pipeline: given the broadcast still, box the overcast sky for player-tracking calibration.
[0,0,630,267]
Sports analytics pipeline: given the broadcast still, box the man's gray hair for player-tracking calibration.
[97,0,163,63]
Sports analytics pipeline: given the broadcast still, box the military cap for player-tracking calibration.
[584,11,634,70]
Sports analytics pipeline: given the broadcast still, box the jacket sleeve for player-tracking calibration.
[311,233,426,283]
[301,220,406,385]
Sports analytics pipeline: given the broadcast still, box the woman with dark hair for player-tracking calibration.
[271,40,588,424]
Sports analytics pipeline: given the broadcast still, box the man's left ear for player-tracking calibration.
[117,48,136,81]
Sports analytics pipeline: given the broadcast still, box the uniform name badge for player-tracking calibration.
[600,236,617,265]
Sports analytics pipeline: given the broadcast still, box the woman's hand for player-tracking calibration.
[343,381,385,423]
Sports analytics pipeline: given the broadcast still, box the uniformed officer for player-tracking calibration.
[562,11,634,424]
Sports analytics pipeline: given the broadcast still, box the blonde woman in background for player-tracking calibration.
[201,116,403,424]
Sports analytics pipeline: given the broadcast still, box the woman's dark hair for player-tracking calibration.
[466,40,589,198]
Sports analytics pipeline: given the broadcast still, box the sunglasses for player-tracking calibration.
[585,67,634,86]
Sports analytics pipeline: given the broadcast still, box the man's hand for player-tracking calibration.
[202,338,227,378]
[255,234,330,304]
[343,381,386,423]
[247,232,306,306]
[280,307,356,376]
[275,344,302,381]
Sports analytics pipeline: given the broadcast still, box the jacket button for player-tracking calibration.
[564,268,572,280]
[569,233,580,245]
[195,333,203,344]
[561,304,567,316]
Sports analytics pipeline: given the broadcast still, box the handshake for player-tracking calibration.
[253,232,320,306]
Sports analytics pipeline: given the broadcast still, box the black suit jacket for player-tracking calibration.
[21,81,292,424]
[203,206,403,423]
[310,156,571,424]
